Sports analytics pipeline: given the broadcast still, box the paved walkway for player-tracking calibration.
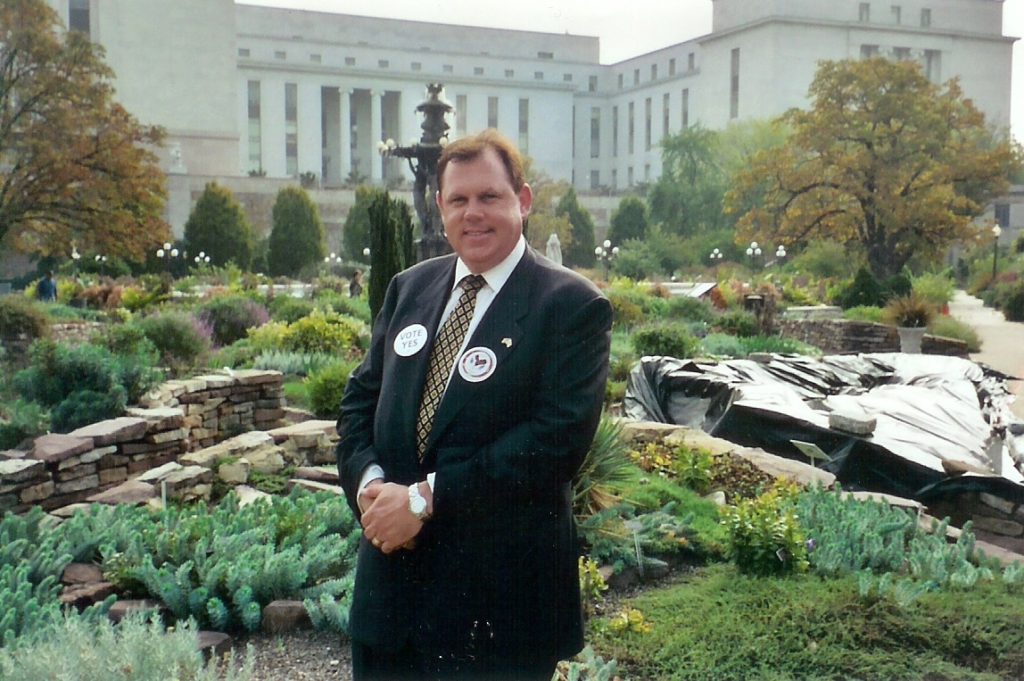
[947,290,1024,420]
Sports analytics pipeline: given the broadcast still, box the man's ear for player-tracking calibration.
[518,183,533,220]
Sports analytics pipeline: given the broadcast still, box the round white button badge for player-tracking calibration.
[393,324,428,356]
[458,347,497,383]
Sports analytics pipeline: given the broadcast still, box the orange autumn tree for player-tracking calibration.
[0,0,168,262]
[726,58,1020,279]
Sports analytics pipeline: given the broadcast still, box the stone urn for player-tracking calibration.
[897,326,926,353]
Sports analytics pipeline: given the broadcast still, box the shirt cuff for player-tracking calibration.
[359,464,385,493]
[426,471,435,492]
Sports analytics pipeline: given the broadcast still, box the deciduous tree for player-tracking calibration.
[0,0,168,261]
[727,58,1019,279]
[268,186,325,276]
[608,196,649,245]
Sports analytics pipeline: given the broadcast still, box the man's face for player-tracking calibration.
[436,147,532,274]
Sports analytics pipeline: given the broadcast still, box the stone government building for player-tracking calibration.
[41,0,1020,253]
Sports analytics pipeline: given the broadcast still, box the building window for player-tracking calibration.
[456,94,467,136]
[628,102,635,154]
[505,69,514,78]
[688,52,695,71]
[519,98,529,154]
[893,47,911,60]
[921,8,932,27]
[651,64,658,80]
[474,66,484,75]
[69,0,89,35]
[860,44,880,58]
[563,73,573,82]
[590,107,600,159]
[611,169,618,190]
[534,71,544,80]
[572,105,576,159]
[275,50,287,60]
[644,164,650,182]
[537,51,554,59]
[589,75,598,92]
[633,68,640,85]
[730,47,740,119]
[859,2,870,22]
[345,57,356,66]
[662,93,670,140]
[443,64,453,73]
[627,166,634,186]
[590,170,600,190]
[644,97,652,150]
[238,48,251,58]
[618,73,624,89]
[285,82,298,176]
[995,203,1010,229]
[247,80,261,173]
[309,53,321,63]
[412,62,422,71]
[488,96,498,128]
[925,49,941,82]
[891,5,901,24]
[682,88,689,128]
[669,58,676,76]
[612,106,619,157]
[377,59,389,68]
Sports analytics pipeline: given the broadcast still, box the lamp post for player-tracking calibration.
[193,251,211,267]
[377,83,454,262]
[745,241,762,269]
[156,242,180,272]
[992,224,1002,281]
[709,248,723,279]
[594,239,619,280]
[324,252,342,273]
[94,254,108,276]
[71,246,81,276]
[775,244,787,266]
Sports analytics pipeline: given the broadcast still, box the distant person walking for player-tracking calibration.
[349,269,364,298]
[36,271,57,302]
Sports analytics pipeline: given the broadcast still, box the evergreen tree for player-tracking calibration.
[268,186,326,276]
[368,192,414,322]
[343,185,384,263]
[556,188,596,268]
[607,196,649,245]
[183,182,254,270]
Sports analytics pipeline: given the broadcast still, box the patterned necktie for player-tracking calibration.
[416,274,486,459]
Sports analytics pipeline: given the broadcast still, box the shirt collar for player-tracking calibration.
[453,235,526,295]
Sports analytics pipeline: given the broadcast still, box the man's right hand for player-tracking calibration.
[357,479,384,514]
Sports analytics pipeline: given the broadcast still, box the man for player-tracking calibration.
[336,129,612,680]
[36,271,57,302]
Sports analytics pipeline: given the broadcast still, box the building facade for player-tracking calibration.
[44,0,1016,238]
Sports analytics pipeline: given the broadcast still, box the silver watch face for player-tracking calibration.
[410,494,427,515]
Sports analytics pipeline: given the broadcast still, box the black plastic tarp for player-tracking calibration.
[625,353,1023,501]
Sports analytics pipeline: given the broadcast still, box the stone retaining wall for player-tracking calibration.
[0,370,292,513]
[777,318,968,357]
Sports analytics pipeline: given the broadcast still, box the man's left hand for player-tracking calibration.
[360,482,423,554]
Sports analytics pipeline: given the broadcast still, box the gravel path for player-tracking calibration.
[234,629,353,680]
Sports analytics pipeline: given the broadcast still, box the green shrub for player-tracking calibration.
[912,271,955,309]
[196,294,270,346]
[843,305,885,323]
[14,341,122,407]
[664,296,716,323]
[306,359,361,418]
[712,309,758,337]
[0,400,49,450]
[268,295,315,324]
[209,340,258,370]
[90,324,159,363]
[284,309,367,355]
[632,322,700,359]
[573,417,633,519]
[605,289,645,329]
[724,480,809,576]
[134,311,211,373]
[268,186,326,277]
[0,613,254,681]
[999,280,1024,322]
[253,350,336,376]
[50,388,127,433]
[700,333,746,358]
[315,290,372,324]
[928,315,981,351]
[834,267,886,309]
[0,296,49,340]
[881,272,912,300]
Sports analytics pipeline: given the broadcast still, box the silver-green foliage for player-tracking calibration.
[0,613,253,681]
[251,349,336,376]
[555,646,620,681]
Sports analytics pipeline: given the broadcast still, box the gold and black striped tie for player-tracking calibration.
[415,274,486,459]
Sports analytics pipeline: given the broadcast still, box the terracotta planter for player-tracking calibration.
[897,326,926,353]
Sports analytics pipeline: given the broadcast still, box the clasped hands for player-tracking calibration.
[358,481,426,554]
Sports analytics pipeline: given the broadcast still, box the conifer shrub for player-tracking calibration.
[631,322,700,359]
[183,182,254,270]
[268,295,315,324]
[14,341,122,407]
[711,309,758,337]
[267,186,326,277]
[196,294,270,346]
[664,296,716,323]
[0,400,49,450]
[0,296,49,341]
[834,266,886,309]
[50,388,127,433]
[133,310,211,374]
[306,358,361,418]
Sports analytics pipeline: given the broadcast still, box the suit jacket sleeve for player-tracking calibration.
[430,283,612,518]
[336,274,400,517]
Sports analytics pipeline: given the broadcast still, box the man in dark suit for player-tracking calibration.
[337,129,612,680]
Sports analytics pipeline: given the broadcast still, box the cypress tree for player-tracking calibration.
[268,186,326,277]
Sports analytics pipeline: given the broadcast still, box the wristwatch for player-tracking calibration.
[408,483,431,521]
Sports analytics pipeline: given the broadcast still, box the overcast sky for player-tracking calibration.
[239,0,1024,140]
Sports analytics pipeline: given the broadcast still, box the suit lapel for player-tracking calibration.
[424,250,538,453]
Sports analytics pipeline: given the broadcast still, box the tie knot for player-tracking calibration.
[459,274,486,294]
